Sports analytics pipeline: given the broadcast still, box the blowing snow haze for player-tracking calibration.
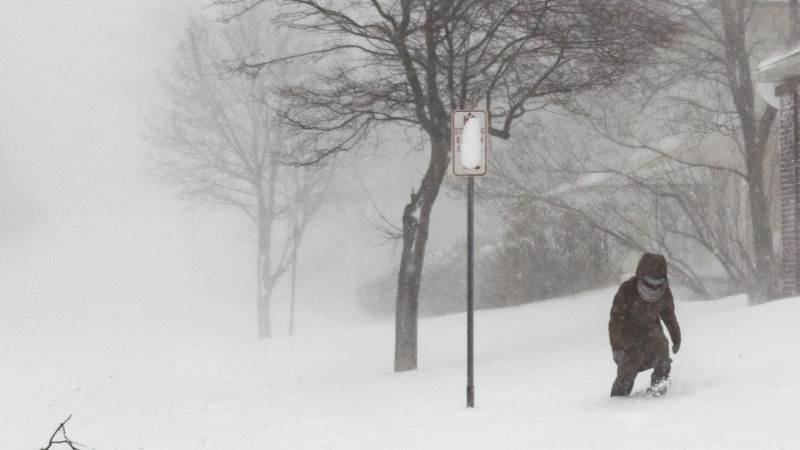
[4,0,800,449]
[0,1,456,350]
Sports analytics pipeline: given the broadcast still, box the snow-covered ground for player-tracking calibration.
[4,288,800,449]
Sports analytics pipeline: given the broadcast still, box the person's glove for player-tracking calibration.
[613,350,625,365]
[672,340,681,354]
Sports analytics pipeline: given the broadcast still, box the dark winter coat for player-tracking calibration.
[608,253,681,370]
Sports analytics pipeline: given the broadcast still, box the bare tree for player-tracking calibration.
[285,163,329,335]
[491,0,794,302]
[148,18,328,337]
[490,118,754,298]
[218,0,675,370]
[596,0,788,301]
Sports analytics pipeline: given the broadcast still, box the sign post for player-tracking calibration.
[452,110,488,408]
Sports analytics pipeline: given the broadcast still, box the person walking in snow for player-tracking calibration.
[609,253,681,397]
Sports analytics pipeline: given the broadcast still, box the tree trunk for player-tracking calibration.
[747,168,776,303]
[258,274,273,338]
[256,241,272,339]
[741,99,776,303]
[394,135,450,372]
[718,1,778,303]
[257,157,279,338]
[289,220,298,335]
[257,219,274,337]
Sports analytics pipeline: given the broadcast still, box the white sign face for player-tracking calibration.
[452,110,488,176]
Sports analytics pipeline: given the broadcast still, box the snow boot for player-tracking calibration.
[646,379,671,397]
[646,356,672,397]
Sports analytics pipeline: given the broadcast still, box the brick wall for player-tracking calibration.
[779,88,799,296]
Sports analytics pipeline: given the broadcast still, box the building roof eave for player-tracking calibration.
[758,47,800,82]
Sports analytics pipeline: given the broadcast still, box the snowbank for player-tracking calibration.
[4,289,800,449]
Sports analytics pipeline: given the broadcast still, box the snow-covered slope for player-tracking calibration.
[4,289,800,449]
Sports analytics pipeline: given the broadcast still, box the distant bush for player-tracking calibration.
[358,205,623,318]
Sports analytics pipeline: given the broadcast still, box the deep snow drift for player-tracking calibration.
[4,288,800,449]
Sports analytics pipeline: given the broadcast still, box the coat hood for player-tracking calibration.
[635,253,668,280]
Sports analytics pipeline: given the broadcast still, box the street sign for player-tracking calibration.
[452,110,489,176]
[452,110,487,408]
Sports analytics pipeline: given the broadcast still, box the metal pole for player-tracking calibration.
[466,176,475,408]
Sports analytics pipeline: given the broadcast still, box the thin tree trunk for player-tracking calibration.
[257,218,273,337]
[257,226,273,338]
[394,136,450,372]
[256,239,269,338]
[289,221,298,335]
[257,271,273,338]
[258,157,279,338]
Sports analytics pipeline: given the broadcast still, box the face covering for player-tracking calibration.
[638,275,667,302]
[643,275,665,286]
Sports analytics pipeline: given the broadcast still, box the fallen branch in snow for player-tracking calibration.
[40,415,83,450]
